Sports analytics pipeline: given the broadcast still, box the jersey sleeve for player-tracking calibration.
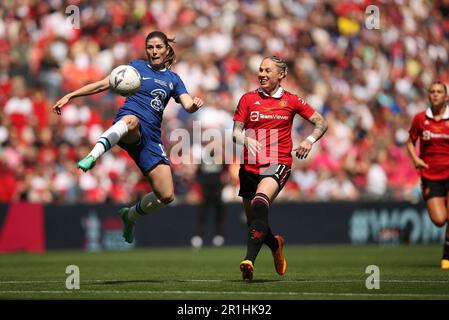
[172,73,189,103]
[292,95,315,119]
[408,114,421,142]
[233,94,249,123]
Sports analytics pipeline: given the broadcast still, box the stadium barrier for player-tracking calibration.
[0,201,444,252]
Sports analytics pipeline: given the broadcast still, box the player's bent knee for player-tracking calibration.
[121,115,139,131]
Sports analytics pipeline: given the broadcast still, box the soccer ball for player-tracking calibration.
[109,65,141,96]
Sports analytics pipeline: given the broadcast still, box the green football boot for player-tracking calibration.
[119,207,135,244]
[77,155,96,172]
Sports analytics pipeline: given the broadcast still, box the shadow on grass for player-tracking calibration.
[91,279,162,285]
[90,278,285,285]
[226,279,283,283]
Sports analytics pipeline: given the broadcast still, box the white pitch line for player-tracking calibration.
[0,290,449,298]
[1,279,449,284]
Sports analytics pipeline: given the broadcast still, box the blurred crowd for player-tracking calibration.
[1,0,449,204]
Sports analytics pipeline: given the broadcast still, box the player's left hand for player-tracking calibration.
[293,140,313,159]
[191,97,204,112]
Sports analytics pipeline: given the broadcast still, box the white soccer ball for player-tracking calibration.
[109,65,141,96]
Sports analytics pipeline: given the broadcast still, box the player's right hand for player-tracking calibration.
[414,158,429,169]
[52,95,70,115]
[245,137,261,157]
[292,139,313,160]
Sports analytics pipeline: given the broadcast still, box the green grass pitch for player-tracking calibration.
[0,245,448,300]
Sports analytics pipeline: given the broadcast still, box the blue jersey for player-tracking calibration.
[113,60,188,174]
[120,59,188,129]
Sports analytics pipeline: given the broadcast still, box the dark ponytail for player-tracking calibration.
[145,31,176,69]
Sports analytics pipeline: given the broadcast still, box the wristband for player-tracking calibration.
[306,136,316,144]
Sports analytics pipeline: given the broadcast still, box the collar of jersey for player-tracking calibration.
[147,63,167,72]
[425,105,449,119]
[258,86,284,99]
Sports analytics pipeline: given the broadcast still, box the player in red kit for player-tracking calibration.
[232,56,328,280]
[407,81,449,269]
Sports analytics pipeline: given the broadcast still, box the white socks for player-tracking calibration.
[88,120,128,160]
[128,192,166,222]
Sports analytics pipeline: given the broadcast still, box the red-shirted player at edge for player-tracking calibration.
[407,81,449,269]
[232,56,328,280]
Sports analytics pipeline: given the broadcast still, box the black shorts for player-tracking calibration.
[238,164,291,199]
[421,177,449,200]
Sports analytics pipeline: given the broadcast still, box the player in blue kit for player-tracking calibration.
[52,31,203,243]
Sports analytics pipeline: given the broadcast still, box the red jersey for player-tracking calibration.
[233,87,315,174]
[409,107,449,180]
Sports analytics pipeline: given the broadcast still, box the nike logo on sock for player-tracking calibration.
[142,77,151,80]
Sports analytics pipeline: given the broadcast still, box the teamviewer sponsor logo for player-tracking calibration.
[250,111,259,121]
[422,130,449,140]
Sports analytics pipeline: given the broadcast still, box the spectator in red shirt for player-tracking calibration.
[407,81,449,269]
[232,56,328,281]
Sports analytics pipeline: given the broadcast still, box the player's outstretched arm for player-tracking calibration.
[52,76,110,115]
[179,94,204,113]
[293,111,328,159]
